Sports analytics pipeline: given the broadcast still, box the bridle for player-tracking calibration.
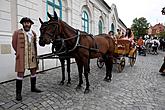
[40,20,81,55]
[40,21,61,43]
[40,20,97,55]
[52,31,81,55]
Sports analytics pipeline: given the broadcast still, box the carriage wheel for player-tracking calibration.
[97,57,104,68]
[117,57,125,73]
[129,50,137,67]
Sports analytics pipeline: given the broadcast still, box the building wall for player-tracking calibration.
[148,23,165,36]
[110,4,127,34]
[0,0,15,82]
[0,0,126,83]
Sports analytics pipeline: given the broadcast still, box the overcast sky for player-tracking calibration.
[104,0,165,27]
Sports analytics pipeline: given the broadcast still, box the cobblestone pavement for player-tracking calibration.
[0,51,165,110]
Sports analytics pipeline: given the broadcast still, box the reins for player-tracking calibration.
[52,30,81,55]
[45,20,99,55]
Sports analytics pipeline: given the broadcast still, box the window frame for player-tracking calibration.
[111,23,115,32]
[82,11,89,33]
[46,0,62,20]
[99,20,103,34]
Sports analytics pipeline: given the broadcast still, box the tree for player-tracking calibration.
[131,17,150,39]
[158,31,165,38]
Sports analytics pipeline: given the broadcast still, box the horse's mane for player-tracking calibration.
[95,33,108,37]
[59,19,77,34]
[59,19,93,36]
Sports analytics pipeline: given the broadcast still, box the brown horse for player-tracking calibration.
[39,11,115,93]
[39,20,71,85]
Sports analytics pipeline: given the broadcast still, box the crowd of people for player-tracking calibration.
[108,28,135,46]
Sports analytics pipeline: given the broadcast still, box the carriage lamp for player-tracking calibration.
[162,7,165,15]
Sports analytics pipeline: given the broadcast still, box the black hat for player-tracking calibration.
[20,17,34,24]
[117,29,120,31]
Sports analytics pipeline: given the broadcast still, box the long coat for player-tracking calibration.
[12,29,38,72]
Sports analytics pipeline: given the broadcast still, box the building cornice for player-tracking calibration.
[89,0,111,13]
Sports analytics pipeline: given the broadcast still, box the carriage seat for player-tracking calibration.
[114,39,131,55]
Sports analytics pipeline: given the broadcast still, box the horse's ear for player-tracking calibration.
[54,11,58,21]
[39,18,43,24]
[47,12,52,19]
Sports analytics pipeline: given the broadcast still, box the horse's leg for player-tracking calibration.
[66,58,71,85]
[84,58,90,94]
[104,61,110,81]
[108,57,113,81]
[102,54,108,80]
[103,54,112,82]
[75,59,83,89]
[87,58,90,73]
[87,52,91,74]
[59,58,65,85]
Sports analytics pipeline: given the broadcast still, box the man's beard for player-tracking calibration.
[23,25,31,32]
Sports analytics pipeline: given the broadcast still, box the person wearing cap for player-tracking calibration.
[12,17,42,101]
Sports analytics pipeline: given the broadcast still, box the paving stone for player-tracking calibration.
[1,101,16,109]
[0,102,5,106]
[0,51,165,110]
[8,103,23,110]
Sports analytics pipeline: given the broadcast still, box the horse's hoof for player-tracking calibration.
[66,82,71,86]
[59,81,64,85]
[103,77,108,81]
[67,81,71,84]
[84,89,90,94]
[75,85,82,90]
[107,79,111,82]
[103,78,111,82]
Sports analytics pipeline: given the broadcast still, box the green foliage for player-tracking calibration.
[158,31,165,38]
[131,17,150,39]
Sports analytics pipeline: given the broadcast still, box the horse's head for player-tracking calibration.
[39,11,61,46]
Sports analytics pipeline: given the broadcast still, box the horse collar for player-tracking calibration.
[52,30,81,55]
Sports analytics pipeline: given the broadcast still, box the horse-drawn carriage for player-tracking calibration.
[38,11,137,93]
[97,39,137,73]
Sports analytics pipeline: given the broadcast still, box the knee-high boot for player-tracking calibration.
[31,77,42,93]
[16,79,22,101]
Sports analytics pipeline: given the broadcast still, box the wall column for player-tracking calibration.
[11,0,17,32]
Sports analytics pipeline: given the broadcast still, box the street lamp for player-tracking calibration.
[162,7,165,15]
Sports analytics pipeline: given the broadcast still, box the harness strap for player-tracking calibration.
[68,31,80,52]
[77,44,99,52]
[90,35,99,51]
[52,30,99,55]
[52,38,65,54]
[64,35,78,41]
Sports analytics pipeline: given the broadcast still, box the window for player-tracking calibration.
[111,23,114,32]
[82,11,89,33]
[99,20,103,34]
[47,0,62,19]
